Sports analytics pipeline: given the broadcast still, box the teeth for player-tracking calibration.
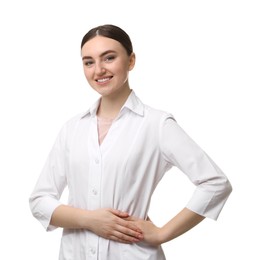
[97,77,110,83]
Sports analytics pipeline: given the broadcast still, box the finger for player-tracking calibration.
[124,215,138,221]
[109,235,132,244]
[117,218,142,233]
[119,226,144,240]
[109,208,129,218]
[112,230,142,243]
[114,222,143,239]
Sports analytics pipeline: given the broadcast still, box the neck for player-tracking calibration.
[97,87,132,119]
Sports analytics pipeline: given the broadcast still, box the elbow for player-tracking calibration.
[29,194,40,219]
[216,178,232,202]
[223,179,232,197]
[205,175,233,201]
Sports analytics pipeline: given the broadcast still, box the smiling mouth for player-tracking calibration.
[96,77,113,83]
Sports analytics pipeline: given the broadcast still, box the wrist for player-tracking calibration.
[77,209,93,230]
[159,225,172,244]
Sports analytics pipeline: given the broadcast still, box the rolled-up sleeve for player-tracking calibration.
[160,115,232,220]
[29,126,68,231]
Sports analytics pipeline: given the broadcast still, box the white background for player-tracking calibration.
[0,0,258,259]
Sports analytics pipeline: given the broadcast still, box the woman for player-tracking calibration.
[29,24,232,260]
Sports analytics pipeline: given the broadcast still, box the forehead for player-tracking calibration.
[81,36,126,57]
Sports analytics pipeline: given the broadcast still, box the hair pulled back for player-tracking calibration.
[81,24,133,56]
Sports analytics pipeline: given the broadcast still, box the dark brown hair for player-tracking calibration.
[81,24,133,56]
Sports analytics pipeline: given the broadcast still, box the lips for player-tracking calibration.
[96,76,113,83]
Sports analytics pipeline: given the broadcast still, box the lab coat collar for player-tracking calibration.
[81,90,145,119]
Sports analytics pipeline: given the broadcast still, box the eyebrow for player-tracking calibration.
[82,50,116,60]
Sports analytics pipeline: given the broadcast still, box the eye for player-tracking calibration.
[83,60,94,67]
[104,55,115,63]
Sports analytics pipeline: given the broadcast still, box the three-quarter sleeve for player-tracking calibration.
[160,115,232,220]
[29,125,68,231]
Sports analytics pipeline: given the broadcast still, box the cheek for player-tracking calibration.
[115,63,129,78]
[83,68,91,81]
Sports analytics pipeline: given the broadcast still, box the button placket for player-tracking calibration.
[87,118,102,210]
[88,155,101,206]
[86,118,102,259]
[95,158,99,164]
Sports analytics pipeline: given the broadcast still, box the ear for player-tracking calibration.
[128,52,136,71]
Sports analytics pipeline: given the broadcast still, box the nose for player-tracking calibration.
[95,62,106,75]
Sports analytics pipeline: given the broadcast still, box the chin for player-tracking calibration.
[96,88,113,97]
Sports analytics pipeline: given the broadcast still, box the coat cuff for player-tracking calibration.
[186,181,232,220]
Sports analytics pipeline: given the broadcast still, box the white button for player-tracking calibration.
[95,158,99,164]
[92,189,98,195]
[90,247,96,255]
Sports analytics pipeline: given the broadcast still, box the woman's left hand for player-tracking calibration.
[126,216,164,246]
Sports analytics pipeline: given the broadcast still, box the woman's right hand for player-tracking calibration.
[86,208,144,243]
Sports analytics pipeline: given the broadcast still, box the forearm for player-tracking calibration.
[50,205,144,243]
[50,205,91,229]
[160,207,205,243]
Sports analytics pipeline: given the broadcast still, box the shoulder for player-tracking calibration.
[64,111,86,127]
[127,90,176,123]
[144,103,176,124]
[57,111,88,137]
